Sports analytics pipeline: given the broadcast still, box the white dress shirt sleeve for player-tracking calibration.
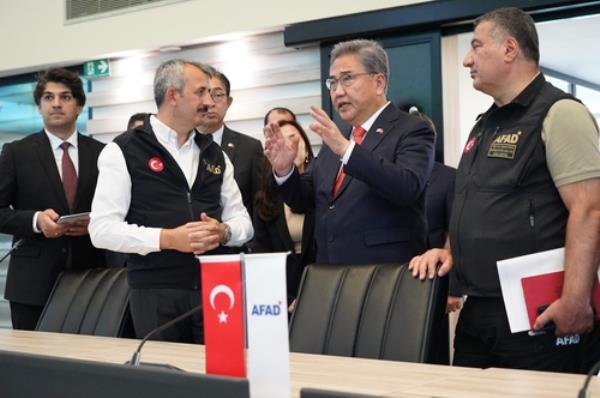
[220,155,254,246]
[32,211,41,233]
[341,141,356,165]
[89,142,162,255]
[273,165,296,185]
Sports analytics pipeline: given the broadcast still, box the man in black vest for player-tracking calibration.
[409,7,600,372]
[0,68,106,330]
[89,60,253,343]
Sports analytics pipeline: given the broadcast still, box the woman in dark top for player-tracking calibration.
[253,120,315,306]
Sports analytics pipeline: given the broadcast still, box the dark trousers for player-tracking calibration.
[581,322,600,373]
[129,288,204,344]
[10,301,44,330]
[453,296,582,373]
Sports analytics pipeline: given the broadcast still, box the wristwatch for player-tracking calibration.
[221,223,231,245]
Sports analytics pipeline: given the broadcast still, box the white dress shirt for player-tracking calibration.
[89,115,253,255]
[197,125,224,146]
[32,129,79,232]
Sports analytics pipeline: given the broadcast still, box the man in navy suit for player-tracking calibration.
[264,39,434,264]
[0,68,106,330]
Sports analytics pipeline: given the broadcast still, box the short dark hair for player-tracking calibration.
[475,7,540,64]
[34,68,86,107]
[207,67,231,97]
[263,107,297,126]
[127,113,147,130]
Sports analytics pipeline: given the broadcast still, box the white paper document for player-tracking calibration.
[497,247,566,333]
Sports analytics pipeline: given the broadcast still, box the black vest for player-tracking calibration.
[115,120,227,289]
[450,74,574,296]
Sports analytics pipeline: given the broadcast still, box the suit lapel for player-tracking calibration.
[73,133,91,211]
[334,104,398,198]
[327,129,351,200]
[362,103,397,152]
[221,126,237,162]
[34,131,69,212]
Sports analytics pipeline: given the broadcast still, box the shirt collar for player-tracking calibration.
[197,125,224,146]
[150,115,195,149]
[479,72,545,120]
[358,101,391,132]
[509,72,544,107]
[45,128,78,150]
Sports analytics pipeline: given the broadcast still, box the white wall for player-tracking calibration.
[441,33,490,168]
[89,31,322,148]
[0,0,429,76]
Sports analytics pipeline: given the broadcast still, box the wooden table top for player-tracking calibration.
[0,329,597,398]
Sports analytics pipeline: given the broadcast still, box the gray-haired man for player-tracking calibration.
[264,39,435,265]
[90,59,253,343]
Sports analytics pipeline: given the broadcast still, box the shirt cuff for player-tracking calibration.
[341,141,356,165]
[273,166,295,185]
[33,211,41,233]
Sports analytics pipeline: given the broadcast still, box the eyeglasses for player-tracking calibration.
[325,72,375,91]
[210,90,228,102]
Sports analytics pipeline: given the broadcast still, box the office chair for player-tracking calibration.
[36,267,132,337]
[289,263,442,363]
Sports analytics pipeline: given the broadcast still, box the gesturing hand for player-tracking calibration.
[264,122,298,177]
[309,106,350,156]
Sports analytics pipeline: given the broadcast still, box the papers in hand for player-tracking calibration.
[497,247,600,333]
[56,212,90,225]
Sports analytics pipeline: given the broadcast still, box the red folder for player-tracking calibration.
[521,271,600,329]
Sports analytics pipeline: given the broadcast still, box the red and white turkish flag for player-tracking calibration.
[200,255,245,377]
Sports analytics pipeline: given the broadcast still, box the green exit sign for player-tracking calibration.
[83,59,110,79]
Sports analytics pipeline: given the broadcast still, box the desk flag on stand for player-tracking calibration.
[244,252,290,398]
[200,254,246,378]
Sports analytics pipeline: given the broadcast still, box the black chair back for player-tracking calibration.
[289,263,441,363]
[37,268,132,337]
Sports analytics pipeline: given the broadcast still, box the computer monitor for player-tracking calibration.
[0,350,249,398]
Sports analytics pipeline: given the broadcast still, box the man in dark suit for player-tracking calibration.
[264,39,435,264]
[196,68,264,218]
[0,68,106,330]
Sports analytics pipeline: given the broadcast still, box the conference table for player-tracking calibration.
[0,329,597,397]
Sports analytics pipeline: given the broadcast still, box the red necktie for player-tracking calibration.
[332,126,366,196]
[60,142,78,210]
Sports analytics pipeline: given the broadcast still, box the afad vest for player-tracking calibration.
[115,121,226,290]
[450,74,574,296]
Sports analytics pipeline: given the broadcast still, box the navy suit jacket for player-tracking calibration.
[0,131,106,306]
[425,162,456,249]
[277,103,434,264]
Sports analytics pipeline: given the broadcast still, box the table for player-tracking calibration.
[0,330,597,397]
